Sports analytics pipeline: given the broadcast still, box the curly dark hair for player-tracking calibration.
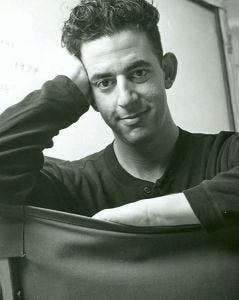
[61,0,163,62]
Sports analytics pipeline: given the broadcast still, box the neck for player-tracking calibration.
[114,123,179,182]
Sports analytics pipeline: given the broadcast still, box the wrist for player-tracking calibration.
[43,75,89,116]
[147,193,200,226]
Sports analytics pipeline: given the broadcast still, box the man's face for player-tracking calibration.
[81,29,173,145]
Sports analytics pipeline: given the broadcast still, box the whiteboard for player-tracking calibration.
[0,0,234,160]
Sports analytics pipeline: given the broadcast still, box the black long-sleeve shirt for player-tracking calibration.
[0,75,238,231]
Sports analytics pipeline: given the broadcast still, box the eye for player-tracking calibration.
[97,79,115,90]
[133,69,147,77]
[130,69,150,83]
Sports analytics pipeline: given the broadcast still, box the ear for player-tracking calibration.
[162,53,178,89]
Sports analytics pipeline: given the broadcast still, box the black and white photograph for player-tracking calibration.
[0,0,239,299]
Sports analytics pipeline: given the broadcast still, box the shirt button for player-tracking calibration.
[16,290,22,300]
[223,210,232,216]
[144,186,152,194]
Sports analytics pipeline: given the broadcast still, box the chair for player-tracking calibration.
[0,203,239,300]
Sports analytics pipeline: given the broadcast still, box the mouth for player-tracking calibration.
[120,109,149,125]
[121,109,148,120]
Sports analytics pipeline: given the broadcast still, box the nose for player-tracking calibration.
[117,76,139,109]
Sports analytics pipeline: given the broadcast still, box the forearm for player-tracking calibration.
[146,193,200,226]
[93,193,200,226]
[0,75,88,205]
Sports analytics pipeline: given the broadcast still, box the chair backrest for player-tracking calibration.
[0,204,239,300]
[0,205,25,300]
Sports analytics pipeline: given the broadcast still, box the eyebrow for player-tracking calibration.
[90,60,151,82]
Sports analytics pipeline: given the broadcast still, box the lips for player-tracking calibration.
[120,109,149,126]
[121,109,148,120]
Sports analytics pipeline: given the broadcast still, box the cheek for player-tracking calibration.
[94,87,118,112]
[92,90,105,109]
[140,81,165,104]
[94,96,115,122]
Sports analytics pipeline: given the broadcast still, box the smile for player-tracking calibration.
[120,109,149,126]
[121,109,148,120]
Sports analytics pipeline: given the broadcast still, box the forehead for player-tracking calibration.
[80,29,159,77]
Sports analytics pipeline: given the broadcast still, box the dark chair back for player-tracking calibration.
[0,204,239,300]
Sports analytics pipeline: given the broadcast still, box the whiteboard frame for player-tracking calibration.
[218,7,239,131]
[197,0,223,8]
[189,0,239,131]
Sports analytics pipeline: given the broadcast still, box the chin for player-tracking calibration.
[121,130,153,146]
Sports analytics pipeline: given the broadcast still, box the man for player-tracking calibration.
[0,0,238,231]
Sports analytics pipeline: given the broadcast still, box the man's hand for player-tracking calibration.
[61,53,93,105]
[70,62,93,105]
[92,193,200,226]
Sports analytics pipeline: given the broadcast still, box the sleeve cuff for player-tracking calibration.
[42,75,90,121]
[183,184,225,232]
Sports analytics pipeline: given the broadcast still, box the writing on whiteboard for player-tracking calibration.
[0,84,16,94]
[0,39,14,49]
[15,61,38,74]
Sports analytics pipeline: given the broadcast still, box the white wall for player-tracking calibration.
[158,0,233,133]
[0,0,235,160]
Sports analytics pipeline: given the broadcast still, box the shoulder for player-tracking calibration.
[181,128,239,167]
[180,128,238,149]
